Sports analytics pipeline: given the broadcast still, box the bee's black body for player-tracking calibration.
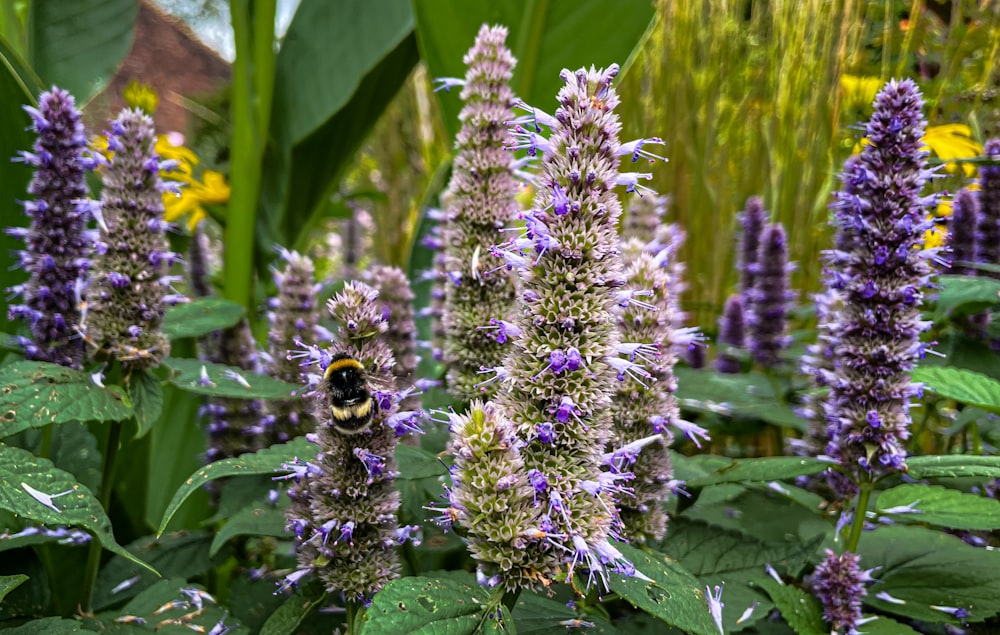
[324,353,378,434]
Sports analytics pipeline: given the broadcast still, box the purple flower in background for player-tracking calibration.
[747,223,793,368]
[813,549,873,634]
[823,79,936,490]
[715,294,746,374]
[8,87,94,369]
[975,138,1000,278]
[737,196,767,306]
[202,319,263,465]
[947,189,978,276]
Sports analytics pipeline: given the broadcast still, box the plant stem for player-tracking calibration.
[501,588,521,614]
[969,421,983,455]
[845,476,873,553]
[80,418,124,611]
[346,599,359,635]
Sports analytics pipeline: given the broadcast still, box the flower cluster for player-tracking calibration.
[262,248,321,445]
[715,294,746,374]
[8,87,94,369]
[82,108,183,371]
[823,79,937,487]
[367,265,421,425]
[203,320,264,463]
[737,196,767,304]
[747,223,793,368]
[439,24,519,401]
[947,189,978,276]
[283,282,414,603]
[812,549,874,634]
[975,138,1000,278]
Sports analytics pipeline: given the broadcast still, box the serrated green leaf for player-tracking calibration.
[511,593,617,634]
[259,582,326,635]
[905,454,1000,479]
[932,275,1000,321]
[126,369,163,439]
[359,575,513,635]
[157,438,316,536]
[162,358,302,400]
[0,360,132,436]
[858,525,1000,624]
[912,366,1000,414]
[856,616,920,634]
[674,368,806,431]
[397,443,447,480]
[0,445,154,575]
[876,484,1000,530]
[210,502,287,557]
[609,542,720,635]
[0,617,82,634]
[92,532,213,611]
[49,422,102,493]
[161,297,245,340]
[0,574,28,603]
[686,456,829,487]
[28,0,137,101]
[750,578,826,635]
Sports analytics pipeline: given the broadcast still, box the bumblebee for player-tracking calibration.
[324,353,378,434]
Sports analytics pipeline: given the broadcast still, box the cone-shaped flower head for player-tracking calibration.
[203,319,263,463]
[446,400,545,591]
[715,294,746,374]
[262,248,320,445]
[441,24,519,401]
[83,108,180,370]
[813,549,873,634]
[737,196,767,304]
[747,223,793,368]
[283,282,413,603]
[947,188,978,276]
[484,64,664,591]
[367,265,421,418]
[975,138,1000,278]
[823,79,936,486]
[622,194,669,242]
[8,87,94,368]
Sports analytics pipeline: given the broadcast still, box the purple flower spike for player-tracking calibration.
[975,138,1000,278]
[8,87,94,369]
[737,196,767,307]
[367,265,421,434]
[813,549,872,634]
[947,189,977,276]
[747,223,794,368]
[715,294,746,374]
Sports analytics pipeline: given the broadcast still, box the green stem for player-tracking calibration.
[346,600,360,635]
[969,421,983,455]
[500,588,521,614]
[845,476,873,553]
[80,418,124,611]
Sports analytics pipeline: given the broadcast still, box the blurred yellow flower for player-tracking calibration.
[123,80,159,115]
[163,169,231,230]
[840,74,882,112]
[922,124,982,176]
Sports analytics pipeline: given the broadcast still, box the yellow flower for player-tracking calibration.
[164,170,231,231]
[840,74,882,112]
[123,80,159,115]
[922,124,982,177]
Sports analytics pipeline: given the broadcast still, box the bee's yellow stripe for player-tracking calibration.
[324,356,364,377]
[331,399,372,422]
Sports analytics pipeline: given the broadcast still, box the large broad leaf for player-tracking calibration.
[157,437,316,535]
[125,368,162,438]
[906,454,1000,479]
[414,0,656,139]
[0,360,133,437]
[510,594,616,634]
[0,574,29,603]
[209,501,287,557]
[259,582,327,635]
[0,36,43,352]
[28,0,137,101]
[161,297,245,340]
[912,366,1000,414]
[259,0,418,260]
[858,525,1000,624]
[609,542,721,635]
[161,357,302,400]
[749,577,825,635]
[0,445,153,574]
[0,617,83,634]
[685,456,829,488]
[875,484,1000,531]
[674,368,806,431]
[396,443,448,480]
[932,275,1000,321]
[359,575,513,635]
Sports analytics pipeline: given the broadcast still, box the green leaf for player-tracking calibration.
[674,368,806,431]
[609,542,721,635]
[260,0,418,259]
[858,525,1000,624]
[414,0,655,139]
[0,574,28,603]
[905,454,1000,479]
[0,360,133,437]
[161,357,302,400]
[28,0,138,101]
[360,575,513,635]
[126,369,162,438]
[932,275,1000,321]
[161,297,245,340]
[0,617,82,634]
[157,438,316,535]
[875,484,1000,531]
[912,366,1000,414]
[397,443,447,480]
[49,422,102,494]
[91,532,213,611]
[686,456,829,488]
[855,616,921,635]
[510,594,617,634]
[210,502,287,557]
[259,582,326,635]
[0,445,154,575]
[99,577,244,635]
[749,578,826,635]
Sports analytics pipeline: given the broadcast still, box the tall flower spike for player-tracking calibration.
[812,549,873,635]
[824,79,936,489]
[203,319,263,464]
[622,194,670,242]
[747,223,794,368]
[367,265,421,433]
[446,401,545,590]
[488,64,654,591]
[440,24,519,401]
[611,238,682,544]
[975,138,1000,279]
[284,282,407,604]
[715,294,746,374]
[83,108,180,370]
[737,196,767,306]
[8,87,94,369]
[262,248,320,446]
[947,189,977,276]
